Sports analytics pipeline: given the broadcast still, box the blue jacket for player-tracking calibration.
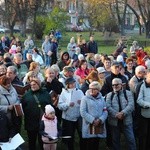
[80,91,108,138]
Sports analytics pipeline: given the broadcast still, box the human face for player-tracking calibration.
[46,111,55,120]
[0,66,6,75]
[6,69,16,81]
[68,82,76,89]
[104,60,111,69]
[46,70,55,79]
[34,65,40,73]
[81,62,87,70]
[63,54,68,60]
[111,65,120,75]
[127,61,133,70]
[14,57,22,64]
[112,82,122,92]
[30,81,40,91]
[98,72,105,79]
[89,85,99,96]
[137,70,146,79]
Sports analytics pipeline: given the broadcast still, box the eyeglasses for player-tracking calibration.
[112,84,120,87]
[89,88,98,91]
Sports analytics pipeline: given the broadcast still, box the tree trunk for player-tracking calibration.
[20,21,26,37]
[120,22,125,36]
[145,21,150,38]
[9,26,14,37]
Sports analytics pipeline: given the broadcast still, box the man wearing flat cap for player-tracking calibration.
[101,61,129,96]
[59,66,80,88]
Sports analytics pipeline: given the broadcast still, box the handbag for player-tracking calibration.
[89,123,104,134]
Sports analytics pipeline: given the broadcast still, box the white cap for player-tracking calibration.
[97,67,105,73]
[117,55,123,62]
[78,54,84,61]
[11,45,17,50]
[45,105,55,115]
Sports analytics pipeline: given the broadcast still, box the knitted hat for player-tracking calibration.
[30,78,41,87]
[45,105,55,115]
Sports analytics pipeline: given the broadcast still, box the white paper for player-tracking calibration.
[48,135,58,140]
[0,133,25,150]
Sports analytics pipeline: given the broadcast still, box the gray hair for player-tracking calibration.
[89,81,102,91]
[135,65,146,75]
[112,78,122,84]
[14,53,22,59]
[51,64,60,72]
[7,66,18,74]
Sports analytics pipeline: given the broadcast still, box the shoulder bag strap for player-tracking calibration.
[33,94,44,115]
[4,94,11,105]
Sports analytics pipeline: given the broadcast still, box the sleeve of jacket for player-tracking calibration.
[39,120,48,136]
[99,99,108,123]
[121,91,134,116]
[58,91,69,111]
[137,85,150,108]
[106,92,118,117]
[80,96,95,124]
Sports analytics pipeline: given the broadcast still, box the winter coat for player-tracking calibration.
[40,115,58,144]
[0,85,19,116]
[106,90,134,126]
[58,88,84,121]
[101,72,129,96]
[22,88,51,131]
[137,81,150,118]
[0,111,15,142]
[67,43,77,58]
[80,91,108,138]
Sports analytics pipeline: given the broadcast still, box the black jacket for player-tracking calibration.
[101,72,129,96]
[0,111,15,142]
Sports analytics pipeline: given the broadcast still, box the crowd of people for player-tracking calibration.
[0,33,150,150]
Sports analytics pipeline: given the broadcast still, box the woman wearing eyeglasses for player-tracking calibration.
[80,81,108,150]
[106,78,136,150]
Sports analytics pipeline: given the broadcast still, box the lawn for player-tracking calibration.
[0,31,147,149]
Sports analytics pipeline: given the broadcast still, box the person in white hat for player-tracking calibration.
[40,104,58,150]
[97,67,106,87]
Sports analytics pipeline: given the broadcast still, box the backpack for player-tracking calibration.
[110,90,128,103]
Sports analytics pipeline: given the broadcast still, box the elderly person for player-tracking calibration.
[23,62,44,85]
[80,81,108,150]
[22,78,51,150]
[59,66,80,88]
[67,37,77,58]
[58,77,84,150]
[137,69,150,150]
[0,75,21,134]
[13,53,28,80]
[6,66,23,86]
[129,65,146,94]
[106,78,136,150]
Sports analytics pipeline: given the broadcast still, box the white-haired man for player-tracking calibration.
[106,78,136,150]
